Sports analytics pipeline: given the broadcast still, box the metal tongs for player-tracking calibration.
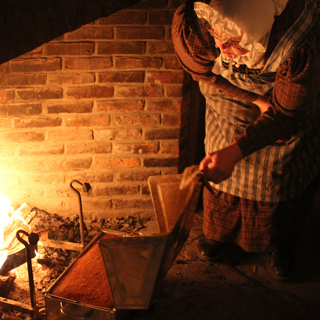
[70,180,92,248]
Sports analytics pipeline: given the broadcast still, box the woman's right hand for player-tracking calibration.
[199,141,243,184]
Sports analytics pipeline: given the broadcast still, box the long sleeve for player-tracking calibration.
[236,31,320,157]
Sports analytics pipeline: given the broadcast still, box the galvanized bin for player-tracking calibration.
[45,174,202,320]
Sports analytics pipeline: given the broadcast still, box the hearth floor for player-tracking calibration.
[2,202,320,320]
[132,202,320,320]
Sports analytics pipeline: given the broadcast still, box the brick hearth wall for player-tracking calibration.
[0,0,192,219]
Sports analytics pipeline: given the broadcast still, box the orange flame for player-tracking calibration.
[0,192,14,269]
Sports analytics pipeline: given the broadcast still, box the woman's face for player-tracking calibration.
[211,24,250,58]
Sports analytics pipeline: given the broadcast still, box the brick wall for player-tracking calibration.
[0,0,191,220]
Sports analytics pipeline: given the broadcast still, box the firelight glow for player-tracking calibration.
[0,192,13,269]
[0,193,12,220]
[0,193,34,271]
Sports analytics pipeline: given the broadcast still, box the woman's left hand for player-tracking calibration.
[253,95,271,114]
[199,141,243,184]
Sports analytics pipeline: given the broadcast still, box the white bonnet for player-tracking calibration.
[194,0,289,52]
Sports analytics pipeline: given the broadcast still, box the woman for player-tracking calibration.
[172,0,320,281]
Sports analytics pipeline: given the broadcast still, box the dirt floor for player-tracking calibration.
[131,194,320,320]
[1,192,320,320]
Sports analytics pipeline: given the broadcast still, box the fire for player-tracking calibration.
[0,192,14,269]
[0,192,13,224]
[0,191,31,270]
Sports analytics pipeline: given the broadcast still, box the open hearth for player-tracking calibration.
[0,172,201,320]
[0,204,153,320]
